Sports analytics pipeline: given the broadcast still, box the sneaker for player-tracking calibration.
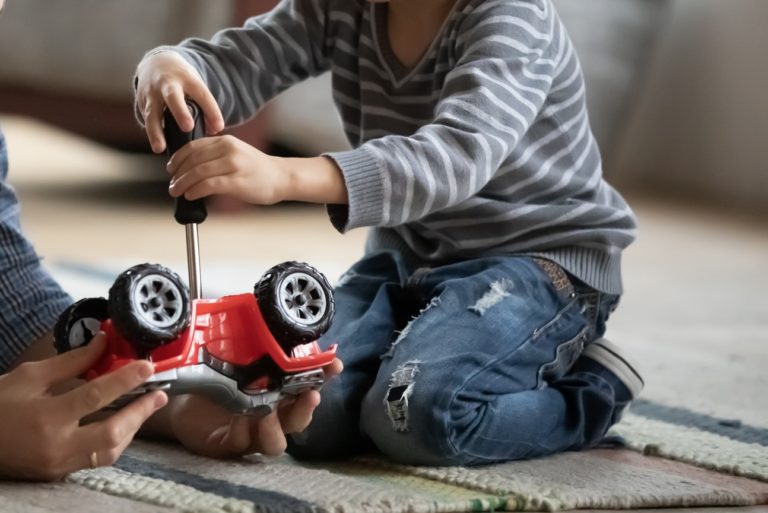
[574,338,644,406]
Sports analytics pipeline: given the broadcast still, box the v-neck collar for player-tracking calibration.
[371,2,460,88]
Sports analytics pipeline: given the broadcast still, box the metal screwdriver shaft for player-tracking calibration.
[164,102,208,299]
[184,224,202,299]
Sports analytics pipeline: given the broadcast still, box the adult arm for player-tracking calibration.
[0,131,72,372]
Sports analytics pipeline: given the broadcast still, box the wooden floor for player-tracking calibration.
[3,115,767,512]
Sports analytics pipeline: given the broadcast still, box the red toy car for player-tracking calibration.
[53,261,336,414]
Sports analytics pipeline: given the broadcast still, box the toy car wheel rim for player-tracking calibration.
[132,274,185,328]
[68,317,102,348]
[278,272,328,326]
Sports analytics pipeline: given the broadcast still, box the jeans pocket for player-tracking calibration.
[536,326,589,388]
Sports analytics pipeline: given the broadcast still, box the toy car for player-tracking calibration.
[53,261,337,414]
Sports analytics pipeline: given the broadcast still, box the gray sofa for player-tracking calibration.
[0,0,668,156]
[3,0,764,214]
[0,0,274,150]
[268,0,670,175]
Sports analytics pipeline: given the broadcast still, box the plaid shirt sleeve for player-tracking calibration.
[0,128,72,372]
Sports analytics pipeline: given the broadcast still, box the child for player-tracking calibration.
[135,0,644,466]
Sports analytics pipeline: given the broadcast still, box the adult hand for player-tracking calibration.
[135,51,225,153]
[0,334,167,481]
[168,358,343,459]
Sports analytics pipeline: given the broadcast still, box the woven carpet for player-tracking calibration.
[8,262,762,512]
[26,407,755,513]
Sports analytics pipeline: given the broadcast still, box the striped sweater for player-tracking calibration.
[155,0,637,294]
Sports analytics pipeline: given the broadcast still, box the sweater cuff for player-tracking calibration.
[324,148,385,233]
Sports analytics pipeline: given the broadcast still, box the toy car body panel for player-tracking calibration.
[87,294,336,381]
[56,262,336,415]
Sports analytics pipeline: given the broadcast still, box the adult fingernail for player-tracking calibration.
[154,393,168,409]
[138,362,154,380]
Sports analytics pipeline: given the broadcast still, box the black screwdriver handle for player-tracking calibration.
[164,101,208,225]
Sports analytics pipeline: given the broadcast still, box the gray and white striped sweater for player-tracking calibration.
[158,0,637,294]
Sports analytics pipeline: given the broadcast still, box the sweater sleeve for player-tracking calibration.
[0,131,72,372]
[326,0,560,232]
[154,0,332,127]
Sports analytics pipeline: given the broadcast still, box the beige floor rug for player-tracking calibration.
[3,262,760,512]
[36,410,760,513]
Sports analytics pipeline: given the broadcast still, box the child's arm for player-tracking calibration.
[323,2,563,232]
[165,2,563,224]
[136,0,331,153]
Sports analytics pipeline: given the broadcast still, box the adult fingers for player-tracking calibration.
[66,391,168,473]
[251,410,287,457]
[61,360,155,419]
[25,334,108,389]
[219,415,253,456]
[170,395,234,458]
[324,358,344,378]
[277,390,321,435]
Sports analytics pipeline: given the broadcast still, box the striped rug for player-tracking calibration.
[14,262,763,512]
[38,405,761,512]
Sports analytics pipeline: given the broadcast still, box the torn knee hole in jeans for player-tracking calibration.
[383,297,441,357]
[468,278,514,316]
[384,361,420,432]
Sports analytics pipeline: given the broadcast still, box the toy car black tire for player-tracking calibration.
[108,263,190,349]
[53,297,109,354]
[254,261,335,351]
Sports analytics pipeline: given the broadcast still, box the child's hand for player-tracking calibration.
[167,135,288,205]
[135,51,225,154]
[168,358,343,459]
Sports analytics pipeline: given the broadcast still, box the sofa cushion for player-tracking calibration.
[0,0,233,100]
[552,0,669,158]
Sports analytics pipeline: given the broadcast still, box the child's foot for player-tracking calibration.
[571,338,644,423]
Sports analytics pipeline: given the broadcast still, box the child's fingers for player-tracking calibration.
[167,138,224,177]
[187,81,225,135]
[180,177,231,202]
[169,164,227,200]
[144,95,169,154]
[163,85,196,134]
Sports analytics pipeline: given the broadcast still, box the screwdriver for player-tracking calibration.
[163,101,207,299]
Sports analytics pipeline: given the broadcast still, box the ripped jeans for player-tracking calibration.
[288,250,622,466]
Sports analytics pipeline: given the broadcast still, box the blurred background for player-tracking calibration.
[0,0,766,424]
